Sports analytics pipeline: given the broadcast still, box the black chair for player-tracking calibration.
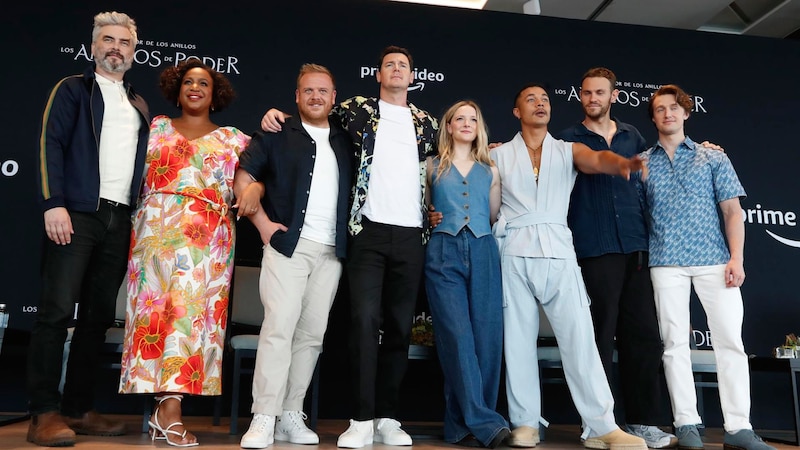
[690,346,718,428]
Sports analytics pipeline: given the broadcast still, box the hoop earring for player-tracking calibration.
[176,100,181,108]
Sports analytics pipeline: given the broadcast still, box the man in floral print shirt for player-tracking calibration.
[262,45,437,448]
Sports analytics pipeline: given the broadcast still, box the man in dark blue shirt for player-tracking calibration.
[556,68,675,448]
[234,63,353,449]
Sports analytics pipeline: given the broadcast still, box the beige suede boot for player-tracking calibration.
[584,428,647,450]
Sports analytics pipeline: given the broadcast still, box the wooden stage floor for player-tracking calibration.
[0,416,795,450]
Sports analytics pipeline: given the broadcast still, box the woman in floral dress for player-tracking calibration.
[119,60,252,447]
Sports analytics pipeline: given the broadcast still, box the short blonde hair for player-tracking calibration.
[296,63,336,89]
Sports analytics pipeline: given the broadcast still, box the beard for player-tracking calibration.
[96,51,132,74]
[582,102,610,119]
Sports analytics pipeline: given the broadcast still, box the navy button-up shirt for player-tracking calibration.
[239,115,353,259]
[557,119,648,259]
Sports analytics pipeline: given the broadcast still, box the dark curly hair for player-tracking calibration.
[159,60,236,113]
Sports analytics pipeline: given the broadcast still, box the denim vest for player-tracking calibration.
[431,160,493,237]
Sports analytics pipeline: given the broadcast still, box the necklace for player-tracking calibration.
[525,143,542,182]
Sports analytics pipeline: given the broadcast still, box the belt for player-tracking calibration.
[101,198,129,208]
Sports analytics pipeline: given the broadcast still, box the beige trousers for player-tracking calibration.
[251,238,342,415]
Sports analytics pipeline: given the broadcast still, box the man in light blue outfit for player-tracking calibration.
[492,83,647,450]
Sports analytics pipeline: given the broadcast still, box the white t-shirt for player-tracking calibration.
[361,100,422,227]
[96,72,140,205]
[301,123,339,246]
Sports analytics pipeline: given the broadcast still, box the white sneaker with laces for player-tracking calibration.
[337,419,374,448]
[625,424,678,449]
[241,414,275,449]
[374,418,412,446]
[275,411,319,444]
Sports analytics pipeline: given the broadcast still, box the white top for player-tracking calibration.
[361,100,422,227]
[95,72,140,205]
[491,132,578,259]
[301,123,339,246]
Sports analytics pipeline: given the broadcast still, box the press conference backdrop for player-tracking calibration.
[2,0,799,356]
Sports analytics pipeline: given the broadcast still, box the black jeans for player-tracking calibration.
[346,218,424,420]
[578,251,666,425]
[27,202,131,416]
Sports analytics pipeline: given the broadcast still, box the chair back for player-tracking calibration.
[537,303,562,363]
[230,265,264,327]
[115,281,127,322]
[538,303,555,338]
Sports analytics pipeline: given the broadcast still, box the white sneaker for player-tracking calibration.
[625,425,678,449]
[374,418,412,446]
[241,414,275,449]
[275,411,319,444]
[337,419,374,448]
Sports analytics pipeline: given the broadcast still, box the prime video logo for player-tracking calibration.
[744,203,800,248]
[359,66,445,92]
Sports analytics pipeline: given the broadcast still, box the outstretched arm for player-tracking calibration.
[573,142,647,181]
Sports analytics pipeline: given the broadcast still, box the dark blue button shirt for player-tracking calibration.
[556,119,648,259]
[239,115,353,259]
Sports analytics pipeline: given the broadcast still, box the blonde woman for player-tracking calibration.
[424,100,508,448]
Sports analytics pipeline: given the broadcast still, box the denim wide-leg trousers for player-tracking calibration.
[425,229,508,445]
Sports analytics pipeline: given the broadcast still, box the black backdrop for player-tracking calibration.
[2,0,799,424]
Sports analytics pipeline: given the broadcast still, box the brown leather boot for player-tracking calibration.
[26,411,76,447]
[62,410,126,436]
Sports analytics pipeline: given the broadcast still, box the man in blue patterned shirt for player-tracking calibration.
[641,84,773,450]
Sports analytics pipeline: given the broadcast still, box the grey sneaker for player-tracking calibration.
[675,425,703,450]
[723,429,775,450]
[625,425,678,449]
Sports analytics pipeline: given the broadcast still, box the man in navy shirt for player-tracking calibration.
[235,64,353,449]
[556,68,675,448]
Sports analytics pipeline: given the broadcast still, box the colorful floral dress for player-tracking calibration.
[119,116,250,396]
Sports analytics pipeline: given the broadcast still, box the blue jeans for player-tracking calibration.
[27,202,131,416]
[425,229,508,445]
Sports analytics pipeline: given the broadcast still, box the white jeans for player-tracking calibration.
[251,238,342,415]
[502,256,617,437]
[651,265,751,432]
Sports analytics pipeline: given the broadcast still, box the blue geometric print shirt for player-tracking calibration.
[641,136,746,267]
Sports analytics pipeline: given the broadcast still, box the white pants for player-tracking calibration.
[251,238,342,415]
[651,265,751,432]
[502,256,617,437]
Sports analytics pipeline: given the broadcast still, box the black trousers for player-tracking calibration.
[578,251,666,425]
[346,218,425,420]
[27,202,131,416]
